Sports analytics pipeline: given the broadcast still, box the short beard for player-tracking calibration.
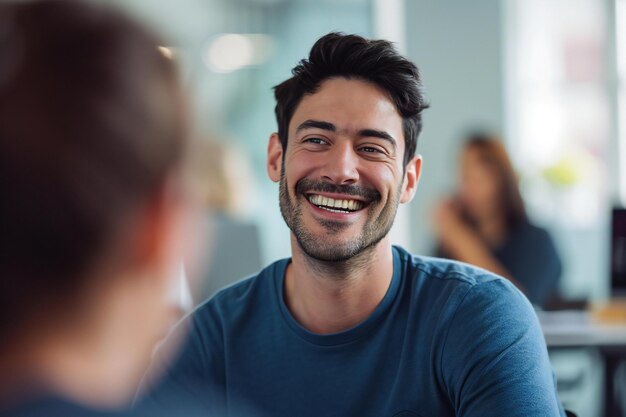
[278,169,401,265]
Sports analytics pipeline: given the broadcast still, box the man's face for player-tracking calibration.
[268,77,419,262]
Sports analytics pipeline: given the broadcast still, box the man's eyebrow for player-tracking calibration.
[296,119,336,133]
[358,129,397,147]
[295,120,397,148]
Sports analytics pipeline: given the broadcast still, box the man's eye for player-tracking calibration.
[360,146,383,154]
[304,137,327,145]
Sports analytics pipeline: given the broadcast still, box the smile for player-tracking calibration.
[307,194,364,213]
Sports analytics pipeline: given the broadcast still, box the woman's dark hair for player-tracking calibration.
[273,32,429,168]
[463,133,528,229]
[0,1,186,334]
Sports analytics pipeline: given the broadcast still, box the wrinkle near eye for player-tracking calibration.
[358,138,395,155]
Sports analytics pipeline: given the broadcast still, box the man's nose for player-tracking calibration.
[321,141,359,185]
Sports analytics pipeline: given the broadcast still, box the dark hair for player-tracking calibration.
[463,133,528,229]
[0,1,186,333]
[273,32,428,167]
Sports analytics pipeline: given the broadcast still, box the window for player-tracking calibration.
[506,0,612,298]
[617,0,626,205]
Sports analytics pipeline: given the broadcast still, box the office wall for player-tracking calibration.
[404,0,505,255]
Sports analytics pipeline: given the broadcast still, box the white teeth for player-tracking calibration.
[323,207,346,213]
[307,194,364,211]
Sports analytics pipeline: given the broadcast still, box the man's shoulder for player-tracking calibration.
[394,246,531,316]
[395,245,507,289]
[395,248,540,344]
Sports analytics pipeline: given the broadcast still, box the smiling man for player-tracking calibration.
[141,33,566,417]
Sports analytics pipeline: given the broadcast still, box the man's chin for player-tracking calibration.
[295,234,368,263]
[301,247,359,263]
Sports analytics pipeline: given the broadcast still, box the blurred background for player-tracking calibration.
[93,0,626,415]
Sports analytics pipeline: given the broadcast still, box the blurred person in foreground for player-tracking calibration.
[434,133,562,307]
[0,1,198,416]
[142,33,566,416]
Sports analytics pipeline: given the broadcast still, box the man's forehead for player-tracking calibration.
[288,78,404,138]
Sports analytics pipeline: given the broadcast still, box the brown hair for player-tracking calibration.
[463,133,527,229]
[0,1,186,335]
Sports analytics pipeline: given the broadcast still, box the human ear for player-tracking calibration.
[267,133,283,183]
[400,155,422,204]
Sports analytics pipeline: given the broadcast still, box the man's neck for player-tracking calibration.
[284,237,395,335]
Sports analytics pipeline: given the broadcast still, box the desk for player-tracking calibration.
[538,310,626,417]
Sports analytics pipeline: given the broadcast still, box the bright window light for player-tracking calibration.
[203,34,274,73]
[158,46,174,60]
[617,0,626,206]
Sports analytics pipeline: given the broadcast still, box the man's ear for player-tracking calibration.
[267,133,283,183]
[400,155,422,204]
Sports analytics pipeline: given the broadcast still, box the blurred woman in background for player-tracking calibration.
[0,1,199,415]
[434,132,562,307]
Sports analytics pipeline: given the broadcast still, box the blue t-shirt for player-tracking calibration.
[0,397,124,417]
[0,395,205,417]
[142,246,565,417]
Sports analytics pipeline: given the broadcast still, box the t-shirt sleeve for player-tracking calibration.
[440,278,565,417]
[134,304,226,416]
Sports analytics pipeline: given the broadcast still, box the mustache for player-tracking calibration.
[295,178,380,202]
